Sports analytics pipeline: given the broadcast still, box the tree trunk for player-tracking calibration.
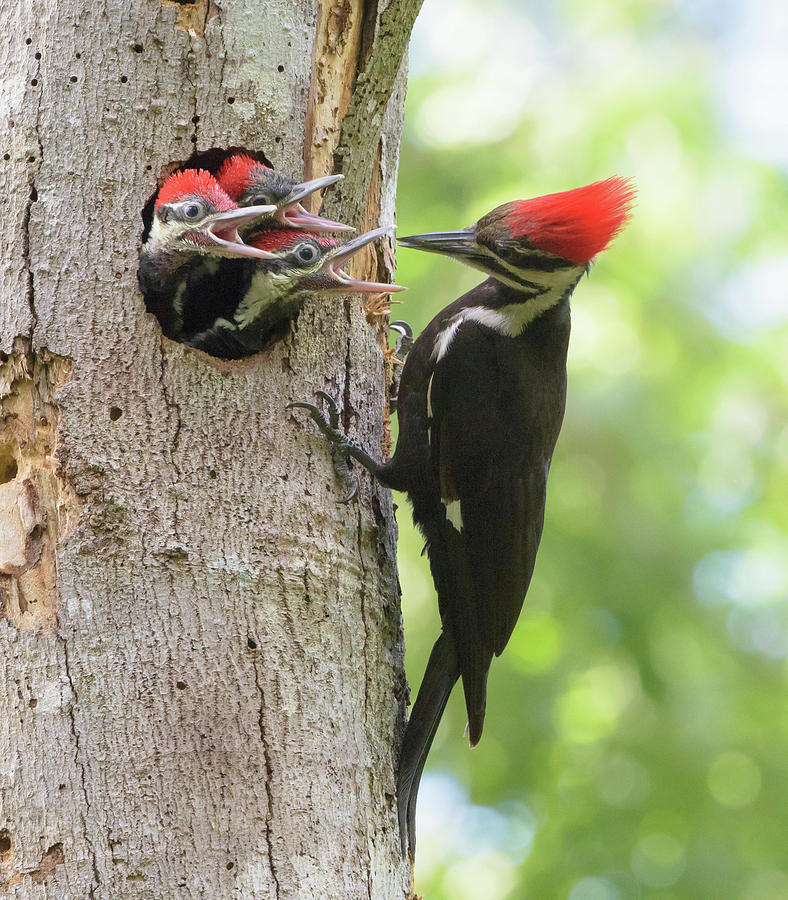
[0,1,421,897]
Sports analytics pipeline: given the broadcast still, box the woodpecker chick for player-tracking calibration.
[138,169,277,338]
[290,176,635,856]
[217,154,353,233]
[185,226,406,359]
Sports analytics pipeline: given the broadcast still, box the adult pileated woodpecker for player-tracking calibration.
[290,176,635,856]
[217,153,353,234]
[185,226,406,358]
[138,169,277,339]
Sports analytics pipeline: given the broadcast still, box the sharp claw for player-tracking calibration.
[339,477,359,504]
[287,401,322,416]
[390,319,414,364]
[288,392,360,503]
[315,390,340,429]
[390,320,413,339]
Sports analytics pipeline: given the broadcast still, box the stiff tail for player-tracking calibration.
[397,631,460,857]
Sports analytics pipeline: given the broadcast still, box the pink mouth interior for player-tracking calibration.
[212,227,239,244]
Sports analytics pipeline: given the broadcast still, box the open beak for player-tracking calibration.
[279,174,354,233]
[204,204,279,258]
[397,228,488,266]
[323,227,407,293]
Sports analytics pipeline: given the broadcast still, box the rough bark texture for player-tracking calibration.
[0,0,422,897]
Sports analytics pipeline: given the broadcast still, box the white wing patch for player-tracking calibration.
[443,498,463,532]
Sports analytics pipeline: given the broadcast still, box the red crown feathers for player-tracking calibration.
[155,169,235,212]
[251,229,338,254]
[217,154,272,201]
[504,176,636,265]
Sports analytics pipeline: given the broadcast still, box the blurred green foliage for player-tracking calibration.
[392,1,788,897]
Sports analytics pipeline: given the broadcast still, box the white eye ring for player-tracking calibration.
[295,244,318,263]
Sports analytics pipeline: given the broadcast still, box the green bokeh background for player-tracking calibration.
[391,1,788,897]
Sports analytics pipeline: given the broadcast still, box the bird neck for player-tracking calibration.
[462,269,581,337]
[233,264,304,330]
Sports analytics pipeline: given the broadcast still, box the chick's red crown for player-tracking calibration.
[217,154,273,201]
[155,169,235,213]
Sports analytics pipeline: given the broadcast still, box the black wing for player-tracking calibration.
[426,320,552,745]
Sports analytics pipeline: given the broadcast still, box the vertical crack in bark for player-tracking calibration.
[21,183,39,339]
[21,70,44,340]
[252,655,281,900]
[60,637,100,898]
[342,300,354,432]
[332,0,424,224]
[158,344,183,535]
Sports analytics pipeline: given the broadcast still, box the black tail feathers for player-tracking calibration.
[397,631,460,857]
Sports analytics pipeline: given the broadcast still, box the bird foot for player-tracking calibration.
[287,391,360,503]
[389,320,414,413]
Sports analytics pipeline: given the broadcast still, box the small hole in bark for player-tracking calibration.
[28,156,36,163]
[277,65,284,72]
[176,680,187,690]
[226,96,235,104]
[132,43,144,53]
[29,698,37,708]
[209,469,217,479]
[3,154,9,161]
[0,446,18,484]
[192,115,200,124]
[30,78,38,86]
[25,37,32,45]
[34,52,41,60]
[30,186,38,201]
[70,76,77,83]
[247,638,257,650]
[145,164,152,170]
[109,406,122,421]
[120,75,128,83]
[75,52,81,58]
[58,783,65,791]
[0,831,11,854]
[226,862,234,870]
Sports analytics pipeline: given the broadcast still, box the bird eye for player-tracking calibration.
[251,193,272,206]
[184,203,202,220]
[295,244,318,263]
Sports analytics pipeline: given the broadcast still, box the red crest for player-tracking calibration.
[217,154,272,201]
[504,176,636,264]
[155,169,234,212]
[251,230,338,254]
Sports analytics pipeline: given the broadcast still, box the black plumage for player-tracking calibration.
[291,177,634,856]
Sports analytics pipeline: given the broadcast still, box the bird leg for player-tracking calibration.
[287,391,384,504]
[388,320,414,413]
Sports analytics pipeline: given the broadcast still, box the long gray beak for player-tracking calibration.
[281,175,355,233]
[397,228,481,260]
[206,204,279,258]
[325,226,407,293]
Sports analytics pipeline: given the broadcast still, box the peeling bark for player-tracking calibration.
[1,0,422,897]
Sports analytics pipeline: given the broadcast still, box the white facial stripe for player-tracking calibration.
[432,266,582,360]
[443,498,463,532]
[426,373,434,418]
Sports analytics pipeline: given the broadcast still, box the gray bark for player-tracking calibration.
[0,0,422,897]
